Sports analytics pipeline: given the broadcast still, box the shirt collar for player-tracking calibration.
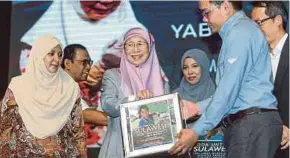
[272,33,288,56]
[219,11,246,40]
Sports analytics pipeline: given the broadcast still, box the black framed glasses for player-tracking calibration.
[73,59,93,66]
[125,42,147,50]
[201,7,216,19]
[254,16,275,25]
[200,3,220,19]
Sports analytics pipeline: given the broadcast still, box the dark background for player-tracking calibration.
[0,2,11,98]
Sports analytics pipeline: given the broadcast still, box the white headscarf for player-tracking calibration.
[9,35,80,139]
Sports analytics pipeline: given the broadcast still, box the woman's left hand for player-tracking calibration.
[136,90,153,100]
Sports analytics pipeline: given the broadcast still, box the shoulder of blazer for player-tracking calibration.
[274,36,289,90]
[280,36,289,68]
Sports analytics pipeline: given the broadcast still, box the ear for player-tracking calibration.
[222,0,231,10]
[64,59,72,70]
[274,15,283,27]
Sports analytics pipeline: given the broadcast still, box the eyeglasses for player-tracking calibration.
[254,16,275,25]
[125,42,147,49]
[201,5,218,19]
[73,59,93,66]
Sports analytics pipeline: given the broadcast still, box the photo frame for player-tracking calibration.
[120,93,183,158]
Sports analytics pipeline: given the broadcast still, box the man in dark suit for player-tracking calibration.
[251,1,289,158]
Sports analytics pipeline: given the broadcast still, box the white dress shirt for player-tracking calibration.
[271,33,288,81]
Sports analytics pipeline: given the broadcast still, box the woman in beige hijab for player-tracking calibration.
[0,35,86,157]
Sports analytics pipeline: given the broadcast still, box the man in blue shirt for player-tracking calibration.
[169,1,283,158]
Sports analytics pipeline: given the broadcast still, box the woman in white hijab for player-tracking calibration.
[0,35,86,157]
[18,2,146,154]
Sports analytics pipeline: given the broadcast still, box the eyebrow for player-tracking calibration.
[50,49,62,53]
[74,57,91,60]
[199,8,207,12]
[127,41,146,43]
[183,62,199,66]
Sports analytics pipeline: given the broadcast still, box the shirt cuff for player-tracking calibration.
[128,95,136,102]
[81,99,90,110]
[191,114,208,136]
[197,96,212,113]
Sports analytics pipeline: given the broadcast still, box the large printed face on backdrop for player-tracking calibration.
[18,0,123,77]
[43,45,62,73]
[124,36,149,66]
[251,7,281,45]
[80,0,121,21]
[182,57,202,85]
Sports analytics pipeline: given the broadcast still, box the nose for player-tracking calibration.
[188,67,194,75]
[134,44,140,51]
[203,16,208,22]
[134,44,140,52]
[85,63,91,70]
[53,53,60,63]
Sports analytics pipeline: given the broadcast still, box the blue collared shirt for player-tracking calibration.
[192,11,277,135]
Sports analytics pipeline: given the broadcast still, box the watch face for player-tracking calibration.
[80,1,121,21]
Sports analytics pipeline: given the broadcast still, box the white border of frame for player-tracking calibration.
[120,93,182,158]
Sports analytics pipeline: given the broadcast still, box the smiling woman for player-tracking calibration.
[175,49,215,103]
[43,45,62,73]
[124,36,149,66]
[99,27,170,158]
[0,35,86,157]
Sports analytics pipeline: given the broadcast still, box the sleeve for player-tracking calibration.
[101,70,127,118]
[81,99,90,110]
[128,95,136,102]
[196,96,213,113]
[161,67,171,94]
[0,89,9,120]
[192,29,252,135]
[0,88,18,157]
[164,80,171,94]
[71,98,87,157]
[0,88,17,124]
[139,120,143,127]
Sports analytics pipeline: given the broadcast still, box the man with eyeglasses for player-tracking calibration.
[252,2,289,158]
[169,1,282,158]
[62,44,108,157]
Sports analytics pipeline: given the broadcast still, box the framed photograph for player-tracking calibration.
[120,93,183,158]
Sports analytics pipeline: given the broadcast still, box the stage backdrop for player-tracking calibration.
[8,1,285,158]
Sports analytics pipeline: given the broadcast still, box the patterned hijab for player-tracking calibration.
[9,35,80,139]
[175,49,215,102]
[120,28,164,96]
